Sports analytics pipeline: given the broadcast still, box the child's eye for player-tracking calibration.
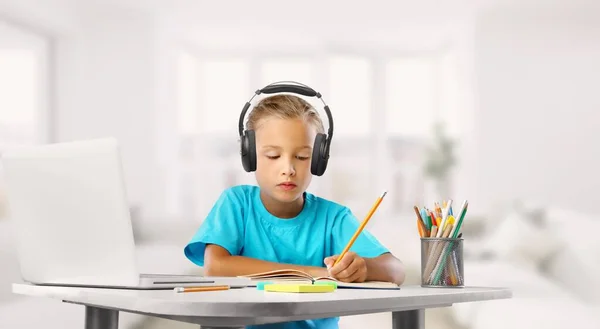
[266,155,280,160]
[296,156,310,160]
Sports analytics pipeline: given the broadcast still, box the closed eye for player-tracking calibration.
[265,155,309,160]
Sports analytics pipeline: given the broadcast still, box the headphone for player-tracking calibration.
[238,81,334,176]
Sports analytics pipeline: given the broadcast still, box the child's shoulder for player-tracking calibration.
[305,191,351,216]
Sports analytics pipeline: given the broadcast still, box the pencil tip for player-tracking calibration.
[381,191,388,198]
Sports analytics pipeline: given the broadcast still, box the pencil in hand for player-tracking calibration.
[333,191,387,267]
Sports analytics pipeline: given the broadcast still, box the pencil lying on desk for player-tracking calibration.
[333,191,387,267]
[174,285,230,293]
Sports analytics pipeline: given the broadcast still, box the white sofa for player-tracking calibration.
[346,202,600,329]
[449,203,600,329]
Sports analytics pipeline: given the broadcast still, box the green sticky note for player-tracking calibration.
[314,281,337,289]
[256,281,273,290]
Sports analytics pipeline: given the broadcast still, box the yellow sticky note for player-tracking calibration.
[264,284,335,293]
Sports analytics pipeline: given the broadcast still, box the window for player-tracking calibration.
[0,50,36,139]
[176,55,251,136]
[0,20,50,150]
[0,21,50,221]
[198,59,250,135]
[328,55,372,137]
[384,57,437,138]
[170,49,466,218]
[439,52,462,137]
[175,51,198,135]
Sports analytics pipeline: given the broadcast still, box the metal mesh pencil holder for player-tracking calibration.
[420,237,464,287]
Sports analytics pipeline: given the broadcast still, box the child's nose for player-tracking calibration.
[281,160,296,176]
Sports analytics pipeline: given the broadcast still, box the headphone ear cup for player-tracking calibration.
[240,130,257,172]
[311,133,329,176]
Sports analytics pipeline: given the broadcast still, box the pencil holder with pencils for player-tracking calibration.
[420,237,464,287]
[414,199,468,287]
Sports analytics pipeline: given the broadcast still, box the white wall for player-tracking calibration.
[473,4,600,214]
[53,9,167,218]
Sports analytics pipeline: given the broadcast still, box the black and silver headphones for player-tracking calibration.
[238,81,334,176]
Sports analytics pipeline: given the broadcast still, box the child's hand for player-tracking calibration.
[324,251,368,283]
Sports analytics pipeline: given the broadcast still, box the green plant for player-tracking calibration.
[423,121,457,182]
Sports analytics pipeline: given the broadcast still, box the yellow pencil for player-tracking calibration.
[333,191,387,267]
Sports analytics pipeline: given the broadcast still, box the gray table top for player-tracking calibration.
[13,283,512,327]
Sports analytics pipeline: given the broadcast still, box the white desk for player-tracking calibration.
[13,283,511,329]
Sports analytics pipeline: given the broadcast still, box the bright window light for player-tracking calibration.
[0,49,39,148]
[199,59,250,134]
[328,55,372,137]
[439,52,462,137]
[175,51,198,135]
[385,57,436,138]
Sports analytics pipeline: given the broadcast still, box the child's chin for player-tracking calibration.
[273,190,303,203]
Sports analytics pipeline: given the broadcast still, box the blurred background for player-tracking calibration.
[1,0,599,328]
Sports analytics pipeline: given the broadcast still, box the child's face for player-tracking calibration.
[254,117,316,204]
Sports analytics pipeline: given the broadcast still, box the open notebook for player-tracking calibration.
[240,269,400,290]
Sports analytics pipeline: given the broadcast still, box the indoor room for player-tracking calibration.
[1,0,599,328]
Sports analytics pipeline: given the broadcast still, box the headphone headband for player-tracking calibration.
[261,84,318,97]
[238,81,334,141]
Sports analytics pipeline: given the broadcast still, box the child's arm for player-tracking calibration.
[203,244,329,278]
[364,252,406,285]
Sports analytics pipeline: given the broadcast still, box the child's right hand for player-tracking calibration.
[324,252,368,283]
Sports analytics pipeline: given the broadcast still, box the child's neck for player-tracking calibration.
[260,191,305,219]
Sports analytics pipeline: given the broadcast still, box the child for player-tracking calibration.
[184,90,405,329]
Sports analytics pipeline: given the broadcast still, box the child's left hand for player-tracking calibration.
[324,251,368,283]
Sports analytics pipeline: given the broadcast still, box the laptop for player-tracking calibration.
[0,137,250,289]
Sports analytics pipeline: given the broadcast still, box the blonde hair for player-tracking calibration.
[246,95,325,134]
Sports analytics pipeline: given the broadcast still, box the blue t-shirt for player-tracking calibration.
[184,185,389,329]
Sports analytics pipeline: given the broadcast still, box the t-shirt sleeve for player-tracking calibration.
[183,189,245,267]
[331,208,389,258]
